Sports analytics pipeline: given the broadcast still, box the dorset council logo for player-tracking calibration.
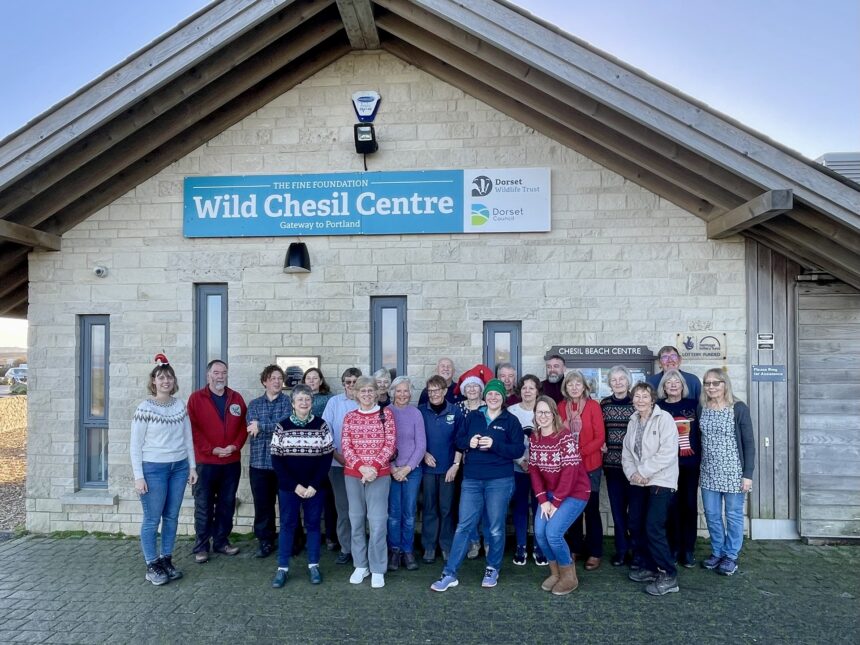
[472,176,493,197]
[471,203,490,226]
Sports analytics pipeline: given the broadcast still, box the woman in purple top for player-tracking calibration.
[387,376,427,571]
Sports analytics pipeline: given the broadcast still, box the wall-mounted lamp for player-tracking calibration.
[284,242,311,273]
[354,123,378,154]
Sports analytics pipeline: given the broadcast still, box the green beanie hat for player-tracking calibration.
[483,378,507,400]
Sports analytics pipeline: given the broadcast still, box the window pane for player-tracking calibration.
[89,324,106,417]
[494,331,511,365]
[206,294,222,363]
[381,307,398,371]
[86,426,108,483]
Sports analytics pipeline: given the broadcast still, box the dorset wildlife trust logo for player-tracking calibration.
[471,203,490,226]
[471,175,493,197]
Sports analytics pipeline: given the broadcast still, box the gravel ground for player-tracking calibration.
[0,418,26,536]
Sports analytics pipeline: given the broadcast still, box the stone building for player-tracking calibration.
[1,0,857,540]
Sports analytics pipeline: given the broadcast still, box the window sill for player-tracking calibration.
[60,491,118,507]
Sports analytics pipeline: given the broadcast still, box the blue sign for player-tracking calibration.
[751,365,786,382]
[183,168,550,238]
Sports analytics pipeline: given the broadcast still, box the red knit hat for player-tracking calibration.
[455,363,493,396]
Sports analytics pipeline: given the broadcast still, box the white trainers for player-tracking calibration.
[349,567,370,584]
[371,573,385,588]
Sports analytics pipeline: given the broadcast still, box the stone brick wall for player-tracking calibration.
[25,51,746,534]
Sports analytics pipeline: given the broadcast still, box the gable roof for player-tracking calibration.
[1,0,858,317]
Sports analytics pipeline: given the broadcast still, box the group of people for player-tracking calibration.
[130,346,755,597]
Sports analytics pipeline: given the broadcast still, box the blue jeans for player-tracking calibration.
[534,494,587,566]
[444,477,514,577]
[139,459,189,563]
[388,468,422,553]
[277,489,323,568]
[701,488,745,560]
[605,468,631,556]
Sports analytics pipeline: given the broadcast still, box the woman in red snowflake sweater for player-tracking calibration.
[529,396,590,595]
[341,376,397,589]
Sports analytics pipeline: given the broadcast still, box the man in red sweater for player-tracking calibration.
[187,359,248,563]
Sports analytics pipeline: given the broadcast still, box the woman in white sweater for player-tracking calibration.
[130,354,198,586]
[622,381,679,597]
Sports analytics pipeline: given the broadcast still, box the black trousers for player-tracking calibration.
[629,484,676,577]
[192,462,241,553]
[249,466,278,543]
[668,464,700,557]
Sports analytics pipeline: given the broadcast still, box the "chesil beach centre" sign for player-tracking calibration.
[183,168,550,237]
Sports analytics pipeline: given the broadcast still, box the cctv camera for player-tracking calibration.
[93,266,108,278]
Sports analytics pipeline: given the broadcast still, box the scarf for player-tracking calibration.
[673,416,694,456]
[563,397,586,445]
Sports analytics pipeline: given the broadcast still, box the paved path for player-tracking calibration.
[0,535,857,644]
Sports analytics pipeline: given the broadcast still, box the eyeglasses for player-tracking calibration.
[659,354,680,363]
[535,410,553,416]
[427,388,443,394]
[703,380,724,387]
[343,379,357,386]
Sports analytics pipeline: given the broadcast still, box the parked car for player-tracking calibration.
[6,367,27,385]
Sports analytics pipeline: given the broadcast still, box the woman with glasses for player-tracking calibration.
[528,396,590,595]
[699,369,755,577]
[657,368,701,569]
[646,345,702,402]
[373,368,392,409]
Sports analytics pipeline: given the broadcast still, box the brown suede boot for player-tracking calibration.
[551,564,579,595]
[541,561,560,591]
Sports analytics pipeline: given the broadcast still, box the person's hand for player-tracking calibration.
[135,478,148,495]
[478,436,493,450]
[333,451,345,466]
[212,447,226,457]
[304,485,317,498]
[359,465,377,484]
[445,463,459,483]
[424,452,437,468]
[295,484,307,497]
[469,435,481,449]
[600,443,607,453]
[742,478,753,493]
[225,445,237,455]
[188,468,198,485]
[540,501,555,519]
[247,421,259,437]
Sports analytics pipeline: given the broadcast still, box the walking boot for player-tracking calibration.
[551,564,579,595]
[541,561,560,592]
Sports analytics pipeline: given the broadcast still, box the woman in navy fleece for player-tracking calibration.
[430,379,525,591]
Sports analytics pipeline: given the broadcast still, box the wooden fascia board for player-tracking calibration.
[411,0,860,227]
[0,0,304,191]
[759,220,860,286]
[707,190,793,239]
[336,0,380,48]
[0,220,61,251]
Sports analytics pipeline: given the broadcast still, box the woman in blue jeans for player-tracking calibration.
[131,354,197,586]
[699,369,755,577]
[528,396,590,595]
[386,376,426,571]
[431,379,525,592]
[270,384,334,587]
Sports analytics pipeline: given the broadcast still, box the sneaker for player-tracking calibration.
[308,565,322,585]
[255,541,274,558]
[533,549,548,567]
[717,557,738,576]
[430,574,459,592]
[628,568,657,583]
[467,541,481,560]
[349,567,370,584]
[513,545,527,566]
[145,561,169,586]
[371,573,385,588]
[335,552,352,565]
[159,556,182,581]
[645,572,679,596]
[272,568,288,588]
[422,549,436,564]
[481,567,499,588]
[680,552,697,569]
[702,554,723,570]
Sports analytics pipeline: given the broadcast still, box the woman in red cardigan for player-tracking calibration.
[558,370,606,571]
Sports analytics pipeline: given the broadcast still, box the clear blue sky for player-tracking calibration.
[0,0,858,345]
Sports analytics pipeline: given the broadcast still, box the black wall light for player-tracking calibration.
[284,242,311,273]
[354,123,378,154]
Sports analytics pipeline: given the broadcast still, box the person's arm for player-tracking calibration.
[736,402,756,479]
[130,404,147,481]
[550,434,580,507]
[455,413,475,452]
[621,419,637,482]
[527,435,548,504]
[181,403,196,470]
[308,451,334,490]
[490,416,526,460]
[341,414,360,470]
[405,410,427,470]
[638,413,679,479]
[228,396,249,452]
[272,454,299,493]
[579,400,606,460]
[374,407,398,469]
[187,393,216,457]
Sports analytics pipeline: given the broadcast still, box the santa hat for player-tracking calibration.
[455,363,493,396]
[154,353,170,366]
